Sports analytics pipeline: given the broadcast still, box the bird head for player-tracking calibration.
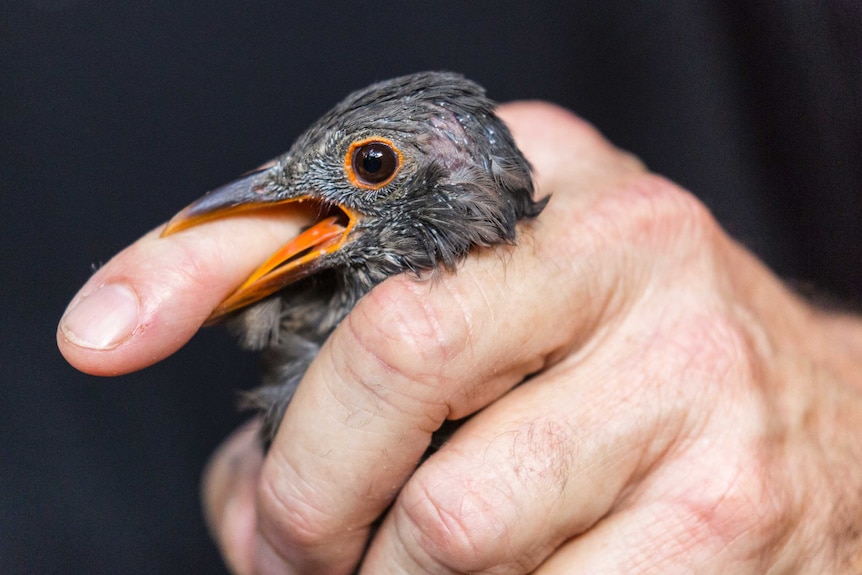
[162,72,546,322]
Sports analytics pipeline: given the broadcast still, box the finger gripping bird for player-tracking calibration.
[162,72,547,445]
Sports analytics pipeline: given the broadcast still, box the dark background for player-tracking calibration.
[2,1,859,573]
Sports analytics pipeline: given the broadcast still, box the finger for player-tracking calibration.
[532,446,778,575]
[202,420,265,575]
[57,206,305,375]
[252,103,648,572]
[357,340,677,573]
[359,261,763,574]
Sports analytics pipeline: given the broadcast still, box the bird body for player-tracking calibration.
[163,72,547,444]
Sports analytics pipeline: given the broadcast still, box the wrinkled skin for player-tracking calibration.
[59,103,862,574]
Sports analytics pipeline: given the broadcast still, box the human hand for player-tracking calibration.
[58,102,862,573]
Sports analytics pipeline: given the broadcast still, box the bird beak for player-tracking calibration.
[161,168,356,322]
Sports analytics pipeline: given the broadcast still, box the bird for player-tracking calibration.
[162,71,548,446]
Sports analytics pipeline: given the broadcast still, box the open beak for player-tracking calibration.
[161,169,356,323]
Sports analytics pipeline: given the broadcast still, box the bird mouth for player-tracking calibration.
[161,169,356,323]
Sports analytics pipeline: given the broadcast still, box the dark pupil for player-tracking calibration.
[354,142,397,184]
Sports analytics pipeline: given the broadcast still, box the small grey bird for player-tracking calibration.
[163,72,547,445]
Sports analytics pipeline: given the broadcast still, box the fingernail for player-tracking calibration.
[60,283,140,350]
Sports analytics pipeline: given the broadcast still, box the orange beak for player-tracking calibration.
[161,169,356,323]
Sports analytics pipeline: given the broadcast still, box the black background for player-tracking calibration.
[2,1,859,573]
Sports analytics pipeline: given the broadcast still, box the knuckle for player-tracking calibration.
[396,468,517,572]
[676,450,791,551]
[145,234,228,315]
[638,307,759,419]
[589,173,718,254]
[170,242,215,295]
[672,311,754,386]
[392,419,575,572]
[345,275,471,391]
[256,463,335,551]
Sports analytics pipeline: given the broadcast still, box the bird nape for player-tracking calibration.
[162,71,548,446]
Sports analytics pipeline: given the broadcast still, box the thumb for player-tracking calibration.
[57,206,303,376]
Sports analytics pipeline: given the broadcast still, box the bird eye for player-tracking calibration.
[345,138,401,189]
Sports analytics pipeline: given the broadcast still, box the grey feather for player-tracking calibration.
[225,72,547,446]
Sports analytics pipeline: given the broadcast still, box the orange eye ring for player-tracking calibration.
[344,137,402,190]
